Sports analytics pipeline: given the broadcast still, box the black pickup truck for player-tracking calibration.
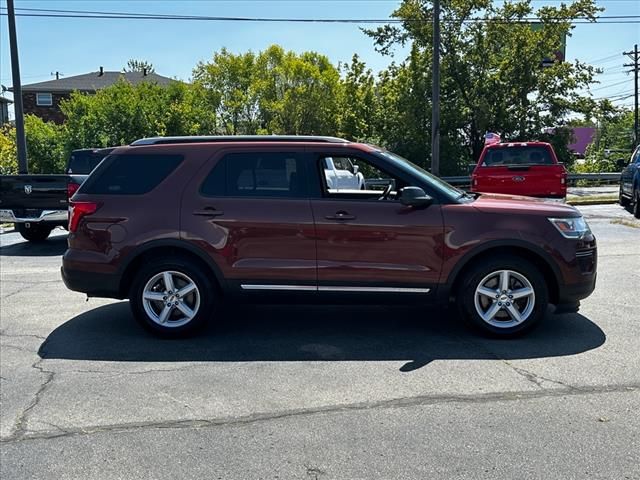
[0,148,113,242]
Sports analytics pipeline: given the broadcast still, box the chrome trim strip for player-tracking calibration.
[240,284,317,291]
[0,209,68,223]
[575,251,595,257]
[240,284,431,294]
[318,286,431,293]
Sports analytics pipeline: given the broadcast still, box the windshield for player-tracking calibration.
[375,150,465,200]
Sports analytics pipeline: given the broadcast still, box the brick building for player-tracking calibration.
[9,67,174,124]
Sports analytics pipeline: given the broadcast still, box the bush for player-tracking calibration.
[0,116,66,175]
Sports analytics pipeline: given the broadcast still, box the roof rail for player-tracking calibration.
[131,135,350,146]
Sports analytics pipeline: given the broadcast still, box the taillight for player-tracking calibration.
[67,181,80,199]
[69,201,99,233]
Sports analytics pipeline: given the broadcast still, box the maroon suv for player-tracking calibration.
[62,136,597,338]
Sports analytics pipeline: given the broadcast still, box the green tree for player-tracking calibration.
[125,59,155,73]
[193,45,342,135]
[60,79,214,151]
[193,48,260,134]
[0,123,18,175]
[366,0,602,172]
[339,54,379,142]
[0,116,66,174]
[578,108,635,172]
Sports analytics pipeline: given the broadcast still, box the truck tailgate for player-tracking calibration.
[0,175,70,210]
[473,164,567,198]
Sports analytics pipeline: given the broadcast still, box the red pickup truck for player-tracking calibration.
[470,142,567,199]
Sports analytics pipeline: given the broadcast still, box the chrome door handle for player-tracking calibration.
[193,207,224,217]
[325,211,356,221]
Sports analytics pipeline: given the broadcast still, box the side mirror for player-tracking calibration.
[352,164,359,175]
[615,158,628,170]
[400,187,433,208]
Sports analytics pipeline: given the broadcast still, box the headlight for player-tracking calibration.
[548,216,591,239]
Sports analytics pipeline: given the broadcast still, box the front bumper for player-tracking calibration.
[558,273,597,304]
[0,209,68,224]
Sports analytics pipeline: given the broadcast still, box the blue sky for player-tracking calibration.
[1,0,638,118]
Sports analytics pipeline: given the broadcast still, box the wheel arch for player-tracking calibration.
[445,240,561,305]
[117,239,227,298]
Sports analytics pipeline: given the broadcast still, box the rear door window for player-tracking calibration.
[80,154,183,195]
[483,147,553,166]
[200,152,307,198]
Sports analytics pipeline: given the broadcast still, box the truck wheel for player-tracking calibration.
[129,256,218,338]
[457,255,548,338]
[16,223,53,242]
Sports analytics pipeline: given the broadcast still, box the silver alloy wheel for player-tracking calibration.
[473,269,535,328]
[142,271,200,328]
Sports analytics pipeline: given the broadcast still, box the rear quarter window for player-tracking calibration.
[80,154,183,195]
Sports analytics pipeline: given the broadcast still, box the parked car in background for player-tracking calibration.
[62,135,596,339]
[323,156,365,190]
[0,147,113,242]
[471,142,567,199]
[619,144,640,218]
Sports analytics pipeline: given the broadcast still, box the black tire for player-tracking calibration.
[457,255,549,338]
[129,256,218,338]
[16,223,53,242]
[619,187,630,207]
[633,188,640,219]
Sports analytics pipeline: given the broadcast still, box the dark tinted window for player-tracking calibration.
[200,152,306,198]
[483,147,553,166]
[80,154,183,195]
[67,149,114,174]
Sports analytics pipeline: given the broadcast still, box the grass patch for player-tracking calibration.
[610,218,640,228]
[566,195,619,206]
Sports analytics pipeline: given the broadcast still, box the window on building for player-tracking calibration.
[36,93,53,106]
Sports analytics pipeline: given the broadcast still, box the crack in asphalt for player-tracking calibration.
[10,357,56,441]
[2,382,638,444]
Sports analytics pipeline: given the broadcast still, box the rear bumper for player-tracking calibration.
[0,209,68,224]
[61,266,124,299]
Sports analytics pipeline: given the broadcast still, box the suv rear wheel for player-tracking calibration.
[458,255,548,337]
[129,256,217,337]
[17,223,53,242]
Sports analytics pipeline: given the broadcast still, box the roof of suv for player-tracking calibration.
[131,135,351,146]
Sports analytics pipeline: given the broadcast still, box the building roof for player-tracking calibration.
[9,70,175,93]
[568,127,596,156]
[0,96,13,104]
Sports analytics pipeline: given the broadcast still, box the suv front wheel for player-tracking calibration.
[458,255,548,337]
[129,256,217,337]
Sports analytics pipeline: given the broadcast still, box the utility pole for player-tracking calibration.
[7,0,28,174]
[624,44,639,148]
[431,0,441,176]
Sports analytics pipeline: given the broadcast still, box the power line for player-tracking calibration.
[0,7,638,24]
[590,79,633,92]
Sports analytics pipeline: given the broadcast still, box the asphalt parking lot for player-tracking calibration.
[1,204,639,479]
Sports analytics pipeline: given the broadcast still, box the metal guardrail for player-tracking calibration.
[442,172,622,186]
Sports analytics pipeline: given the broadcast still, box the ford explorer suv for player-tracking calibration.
[470,142,567,199]
[62,136,597,338]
